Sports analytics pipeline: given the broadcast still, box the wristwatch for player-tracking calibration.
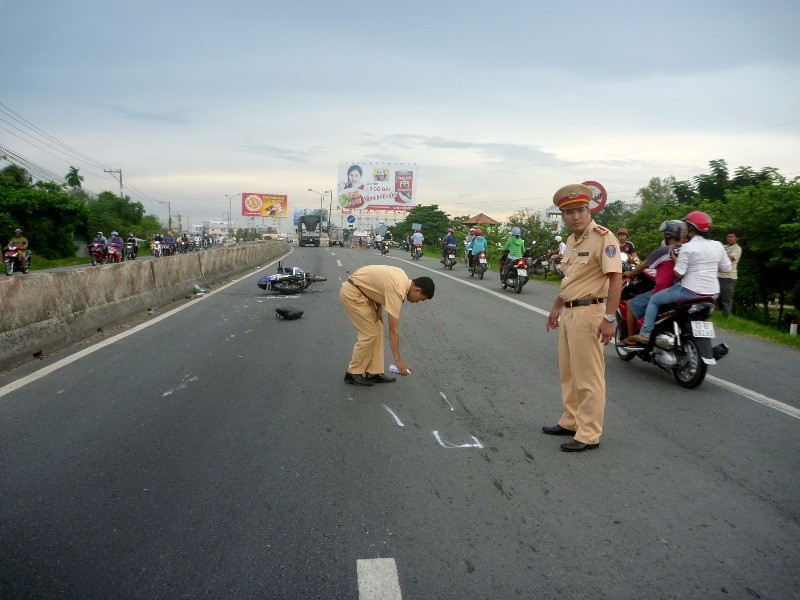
[602,314,615,323]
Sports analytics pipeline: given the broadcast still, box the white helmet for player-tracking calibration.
[555,235,562,242]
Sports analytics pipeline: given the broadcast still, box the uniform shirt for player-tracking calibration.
[9,235,28,250]
[559,220,622,302]
[674,235,732,295]
[349,265,412,319]
[719,243,741,280]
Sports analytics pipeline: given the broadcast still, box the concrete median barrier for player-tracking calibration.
[0,241,287,371]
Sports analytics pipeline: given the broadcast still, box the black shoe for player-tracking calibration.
[365,373,396,383]
[344,372,374,386]
[541,424,576,436]
[560,440,600,452]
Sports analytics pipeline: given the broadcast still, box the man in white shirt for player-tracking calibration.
[718,230,742,317]
[633,211,731,344]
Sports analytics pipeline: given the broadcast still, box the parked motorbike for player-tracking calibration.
[469,250,488,279]
[4,245,31,275]
[528,254,549,277]
[89,242,106,266]
[381,241,390,255]
[443,247,457,270]
[106,244,123,264]
[411,243,423,261]
[257,262,327,294]
[614,276,729,389]
[500,251,529,294]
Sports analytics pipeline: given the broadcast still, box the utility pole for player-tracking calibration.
[104,169,123,198]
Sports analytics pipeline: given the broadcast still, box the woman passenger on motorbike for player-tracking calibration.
[441,228,458,263]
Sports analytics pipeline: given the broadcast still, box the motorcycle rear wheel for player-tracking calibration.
[479,267,484,280]
[672,337,707,388]
[515,279,524,294]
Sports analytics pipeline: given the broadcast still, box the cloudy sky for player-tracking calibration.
[2,0,799,229]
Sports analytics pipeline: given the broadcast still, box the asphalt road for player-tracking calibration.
[1,246,798,599]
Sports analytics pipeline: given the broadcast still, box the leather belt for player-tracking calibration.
[347,278,365,295]
[563,298,605,308]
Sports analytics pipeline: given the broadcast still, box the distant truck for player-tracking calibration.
[297,215,321,247]
[328,226,345,247]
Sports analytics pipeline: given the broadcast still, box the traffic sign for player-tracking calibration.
[582,180,607,214]
[346,215,356,224]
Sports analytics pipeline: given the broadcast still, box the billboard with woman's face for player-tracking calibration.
[337,162,417,211]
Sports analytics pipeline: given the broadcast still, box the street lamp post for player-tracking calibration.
[224,194,237,239]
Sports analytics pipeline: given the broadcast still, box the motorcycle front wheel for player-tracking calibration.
[672,337,707,389]
[5,260,13,276]
[614,321,636,362]
[91,256,98,266]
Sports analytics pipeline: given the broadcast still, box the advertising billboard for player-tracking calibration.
[241,193,288,218]
[337,162,417,212]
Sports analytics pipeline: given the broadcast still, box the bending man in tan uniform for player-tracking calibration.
[543,184,622,452]
[340,265,435,386]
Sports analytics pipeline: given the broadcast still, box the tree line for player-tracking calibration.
[1,165,162,259]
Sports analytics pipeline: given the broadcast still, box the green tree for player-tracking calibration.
[65,166,83,188]
[0,164,33,187]
[395,205,453,249]
[0,180,88,258]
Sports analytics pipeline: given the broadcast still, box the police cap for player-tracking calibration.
[553,183,593,210]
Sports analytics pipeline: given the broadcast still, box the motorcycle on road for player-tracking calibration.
[4,245,31,275]
[469,250,488,279]
[257,262,327,294]
[614,276,729,389]
[500,251,529,294]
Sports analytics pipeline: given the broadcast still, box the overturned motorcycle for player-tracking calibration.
[257,262,327,294]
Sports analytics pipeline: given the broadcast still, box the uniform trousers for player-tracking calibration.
[557,302,606,445]
[340,282,384,375]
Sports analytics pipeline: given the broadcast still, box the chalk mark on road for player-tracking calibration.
[439,391,454,411]
[383,405,405,427]
[433,430,483,449]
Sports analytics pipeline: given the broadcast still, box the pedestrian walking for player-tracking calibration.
[543,184,622,452]
[340,265,434,386]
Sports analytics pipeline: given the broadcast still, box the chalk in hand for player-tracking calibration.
[389,364,412,375]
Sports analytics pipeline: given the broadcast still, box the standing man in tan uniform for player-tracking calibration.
[340,265,435,386]
[543,184,622,452]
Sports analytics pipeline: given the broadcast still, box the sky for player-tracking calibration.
[2,0,799,231]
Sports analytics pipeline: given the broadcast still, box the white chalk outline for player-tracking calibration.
[432,430,483,449]
[439,391,454,411]
[382,405,404,427]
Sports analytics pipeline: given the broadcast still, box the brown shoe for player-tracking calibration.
[344,372,374,386]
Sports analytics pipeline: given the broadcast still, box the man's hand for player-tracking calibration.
[374,304,383,324]
[395,359,412,376]
[546,308,560,332]
[597,320,614,345]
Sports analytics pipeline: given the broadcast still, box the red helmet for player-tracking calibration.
[474,228,482,235]
[683,211,712,233]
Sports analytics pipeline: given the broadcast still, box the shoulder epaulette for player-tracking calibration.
[593,225,610,235]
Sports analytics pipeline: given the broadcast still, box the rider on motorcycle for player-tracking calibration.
[632,212,731,345]
[7,228,29,269]
[469,228,487,268]
[91,231,107,257]
[548,235,566,275]
[163,230,176,253]
[441,228,457,263]
[500,227,525,274]
[126,232,139,256]
[620,220,686,344]
[108,231,124,258]
[464,228,476,263]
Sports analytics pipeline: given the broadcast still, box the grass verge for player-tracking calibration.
[30,256,93,270]
[710,312,800,350]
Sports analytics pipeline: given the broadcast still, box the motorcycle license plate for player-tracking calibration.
[517,268,527,277]
[691,321,715,338]
[448,253,455,259]
[479,258,486,264]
